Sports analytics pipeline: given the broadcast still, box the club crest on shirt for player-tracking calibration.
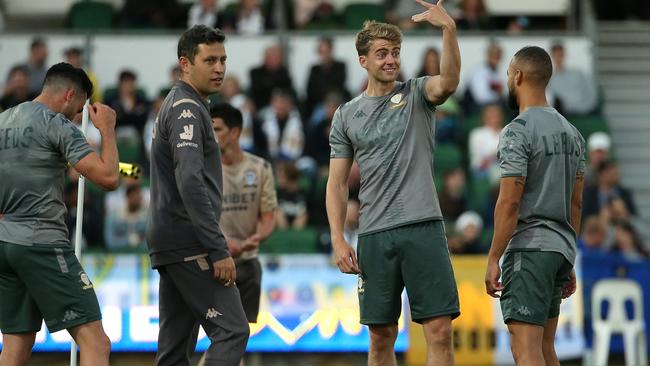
[244,170,257,187]
[390,93,407,109]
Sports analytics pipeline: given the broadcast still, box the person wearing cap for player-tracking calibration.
[584,131,610,187]
[64,47,102,103]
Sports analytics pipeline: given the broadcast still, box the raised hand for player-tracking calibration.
[411,0,456,30]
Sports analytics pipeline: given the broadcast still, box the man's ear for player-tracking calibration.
[359,55,367,69]
[64,88,76,103]
[515,69,524,86]
[179,57,192,75]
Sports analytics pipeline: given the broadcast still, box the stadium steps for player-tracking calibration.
[596,21,650,218]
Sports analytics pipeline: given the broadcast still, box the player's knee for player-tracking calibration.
[369,325,398,349]
[232,322,250,347]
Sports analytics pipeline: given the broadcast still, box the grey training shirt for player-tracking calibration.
[497,106,586,264]
[329,77,443,236]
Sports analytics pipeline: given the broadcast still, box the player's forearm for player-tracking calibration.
[488,198,519,262]
[326,179,349,246]
[254,211,275,240]
[438,24,460,95]
[570,201,583,235]
[96,127,119,189]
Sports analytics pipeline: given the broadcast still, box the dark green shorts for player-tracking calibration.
[500,250,573,327]
[0,243,102,333]
[357,220,460,325]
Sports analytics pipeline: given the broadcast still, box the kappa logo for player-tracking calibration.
[180,125,194,140]
[62,310,80,322]
[516,305,532,316]
[206,308,222,319]
[353,109,367,119]
[178,109,196,119]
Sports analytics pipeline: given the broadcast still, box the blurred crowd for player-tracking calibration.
[1,7,647,260]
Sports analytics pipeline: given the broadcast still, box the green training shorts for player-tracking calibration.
[500,250,573,327]
[356,220,460,325]
[0,242,102,333]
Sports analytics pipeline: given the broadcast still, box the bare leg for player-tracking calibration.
[422,316,454,366]
[507,321,545,366]
[0,332,36,366]
[541,317,560,366]
[368,324,398,366]
[68,320,111,366]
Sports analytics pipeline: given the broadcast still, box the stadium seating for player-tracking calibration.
[261,228,319,254]
[434,143,463,176]
[68,1,115,29]
[342,3,385,30]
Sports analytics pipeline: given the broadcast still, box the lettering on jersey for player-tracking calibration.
[244,170,257,187]
[178,109,196,119]
[180,124,194,140]
[223,192,258,212]
[0,126,33,150]
[542,132,581,157]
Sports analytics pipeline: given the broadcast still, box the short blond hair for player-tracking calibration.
[355,21,402,56]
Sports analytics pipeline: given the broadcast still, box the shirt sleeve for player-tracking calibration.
[260,160,277,212]
[48,116,94,165]
[168,101,229,261]
[414,76,437,110]
[577,133,587,175]
[329,107,353,159]
[497,119,531,177]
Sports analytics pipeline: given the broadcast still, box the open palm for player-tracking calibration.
[411,0,455,29]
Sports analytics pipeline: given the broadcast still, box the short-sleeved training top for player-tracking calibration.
[0,101,93,246]
[329,77,442,236]
[220,152,277,261]
[497,106,586,264]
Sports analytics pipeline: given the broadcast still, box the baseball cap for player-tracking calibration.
[588,132,611,151]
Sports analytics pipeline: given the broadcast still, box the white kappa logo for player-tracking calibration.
[180,125,194,140]
[206,308,222,319]
[178,109,196,119]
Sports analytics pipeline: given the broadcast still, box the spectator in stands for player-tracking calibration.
[121,0,183,28]
[466,42,504,109]
[0,66,36,111]
[220,75,269,159]
[143,90,167,160]
[385,0,422,30]
[612,221,648,260]
[231,0,266,35]
[577,215,608,253]
[455,0,493,30]
[104,69,150,138]
[64,47,102,102]
[260,89,304,161]
[438,168,468,221]
[305,37,349,121]
[448,211,483,254]
[548,42,598,115]
[585,132,611,187]
[343,198,360,250]
[469,103,503,182]
[105,183,148,250]
[64,181,106,249]
[11,37,48,95]
[187,0,221,28]
[417,47,441,77]
[276,161,309,229]
[158,65,181,97]
[583,160,637,218]
[304,92,341,170]
[249,44,295,110]
[104,176,151,216]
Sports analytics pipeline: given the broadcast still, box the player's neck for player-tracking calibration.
[34,93,62,114]
[180,76,208,99]
[365,78,396,97]
[221,147,244,166]
[518,90,549,113]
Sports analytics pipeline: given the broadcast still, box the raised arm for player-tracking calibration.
[412,0,461,105]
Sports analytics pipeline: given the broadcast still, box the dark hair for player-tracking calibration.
[550,42,564,53]
[126,184,141,196]
[319,37,333,49]
[209,103,243,131]
[43,63,93,98]
[119,70,137,82]
[513,46,553,87]
[178,25,226,63]
[7,65,29,80]
[64,47,83,57]
[30,37,46,50]
[597,160,617,174]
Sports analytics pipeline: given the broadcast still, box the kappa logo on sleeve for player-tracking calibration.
[180,125,194,140]
[178,109,196,119]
